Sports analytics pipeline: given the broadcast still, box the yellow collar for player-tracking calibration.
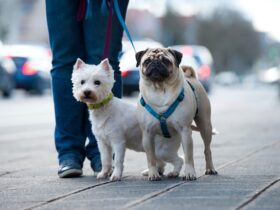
[87,93,113,110]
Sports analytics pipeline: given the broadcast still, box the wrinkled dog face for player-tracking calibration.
[135,48,182,83]
[71,58,115,104]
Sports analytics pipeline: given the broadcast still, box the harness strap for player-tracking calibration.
[140,88,184,138]
[187,81,199,116]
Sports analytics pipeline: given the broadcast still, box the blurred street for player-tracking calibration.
[0,85,279,210]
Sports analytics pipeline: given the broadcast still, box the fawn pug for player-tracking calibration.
[136,48,217,181]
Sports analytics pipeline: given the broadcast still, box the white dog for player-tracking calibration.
[135,48,217,181]
[71,58,183,181]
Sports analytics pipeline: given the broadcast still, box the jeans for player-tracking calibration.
[45,0,129,165]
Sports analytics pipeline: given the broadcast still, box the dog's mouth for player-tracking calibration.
[81,97,94,103]
[143,59,170,82]
[80,91,97,103]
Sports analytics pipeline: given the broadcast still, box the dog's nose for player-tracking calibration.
[83,90,91,97]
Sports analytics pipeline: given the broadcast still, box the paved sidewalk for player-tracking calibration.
[0,87,280,210]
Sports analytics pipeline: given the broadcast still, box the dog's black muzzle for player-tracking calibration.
[144,60,169,82]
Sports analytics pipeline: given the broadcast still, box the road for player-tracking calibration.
[0,85,279,210]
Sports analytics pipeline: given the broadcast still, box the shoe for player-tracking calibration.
[58,159,83,178]
[90,156,102,173]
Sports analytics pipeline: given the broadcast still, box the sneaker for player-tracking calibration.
[58,159,83,178]
[90,156,102,173]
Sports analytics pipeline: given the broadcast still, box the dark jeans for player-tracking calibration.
[45,0,129,165]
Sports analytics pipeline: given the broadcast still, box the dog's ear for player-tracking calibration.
[135,49,148,67]
[168,49,182,67]
[100,58,112,74]
[74,58,85,70]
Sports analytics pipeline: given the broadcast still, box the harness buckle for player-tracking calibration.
[159,114,166,122]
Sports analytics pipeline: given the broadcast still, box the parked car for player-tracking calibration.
[257,66,280,84]
[180,53,201,75]
[0,57,16,98]
[120,40,163,95]
[278,78,280,99]
[257,66,280,99]
[1,45,52,95]
[215,71,241,86]
[170,45,214,93]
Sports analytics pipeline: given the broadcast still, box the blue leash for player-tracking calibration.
[113,0,136,53]
[140,88,185,138]
[101,0,136,53]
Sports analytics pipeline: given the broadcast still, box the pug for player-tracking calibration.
[135,48,217,181]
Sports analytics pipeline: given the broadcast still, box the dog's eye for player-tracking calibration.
[81,80,85,85]
[94,80,101,86]
[143,58,151,65]
[162,58,171,65]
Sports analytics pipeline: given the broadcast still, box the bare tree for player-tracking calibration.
[0,0,20,42]
[197,8,262,74]
[160,7,188,46]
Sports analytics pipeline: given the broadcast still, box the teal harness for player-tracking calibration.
[140,82,198,138]
[140,88,185,138]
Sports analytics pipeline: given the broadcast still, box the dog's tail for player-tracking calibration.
[181,66,197,79]
[191,124,219,135]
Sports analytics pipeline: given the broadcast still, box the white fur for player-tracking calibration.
[71,59,183,181]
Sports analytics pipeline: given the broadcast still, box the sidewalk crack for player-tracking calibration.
[24,176,129,210]
[234,178,280,210]
[122,140,280,210]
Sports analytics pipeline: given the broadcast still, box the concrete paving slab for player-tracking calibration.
[128,143,280,210]
[0,87,280,210]
[244,181,280,210]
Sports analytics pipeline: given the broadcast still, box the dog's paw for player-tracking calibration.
[205,169,218,175]
[142,168,164,176]
[97,171,109,179]
[110,174,122,182]
[158,168,165,176]
[148,174,161,181]
[167,172,179,178]
[183,166,197,181]
[141,169,149,176]
[110,170,122,182]
[107,168,113,177]
[182,174,197,181]
[148,167,161,181]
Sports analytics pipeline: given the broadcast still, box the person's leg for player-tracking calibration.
[83,0,129,97]
[46,0,88,169]
[85,119,102,172]
[82,0,129,164]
